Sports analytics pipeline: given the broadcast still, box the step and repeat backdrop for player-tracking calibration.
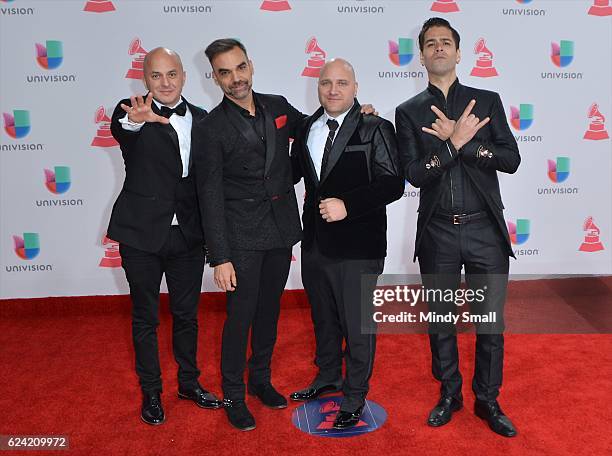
[1,0,610,298]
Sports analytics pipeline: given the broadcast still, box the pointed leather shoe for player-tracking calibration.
[247,383,287,409]
[427,396,463,427]
[141,392,165,425]
[289,382,342,402]
[474,400,517,437]
[223,399,256,431]
[333,405,364,430]
[178,384,223,409]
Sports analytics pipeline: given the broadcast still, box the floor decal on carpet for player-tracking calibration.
[291,395,387,437]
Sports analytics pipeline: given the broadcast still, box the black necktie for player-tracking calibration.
[321,118,339,178]
[160,101,187,118]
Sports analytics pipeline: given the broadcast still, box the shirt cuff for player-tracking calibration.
[119,113,145,131]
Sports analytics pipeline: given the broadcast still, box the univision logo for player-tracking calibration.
[388,38,414,66]
[1,109,44,151]
[28,40,77,83]
[6,232,53,272]
[336,1,384,14]
[510,104,533,130]
[379,37,423,79]
[36,165,83,207]
[3,110,30,138]
[538,157,579,196]
[551,40,573,67]
[502,0,546,16]
[0,0,34,15]
[13,232,40,260]
[44,166,71,194]
[542,40,583,79]
[547,157,569,183]
[509,104,542,143]
[507,219,530,245]
[36,40,63,69]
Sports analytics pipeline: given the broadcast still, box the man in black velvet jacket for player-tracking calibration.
[395,18,520,437]
[290,59,404,429]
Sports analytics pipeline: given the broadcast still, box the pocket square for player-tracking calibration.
[275,115,287,129]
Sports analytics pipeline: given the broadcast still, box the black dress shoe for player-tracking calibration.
[178,384,223,409]
[474,400,517,437]
[333,405,364,430]
[247,383,287,409]
[427,396,463,427]
[223,399,256,431]
[289,383,341,402]
[141,392,165,425]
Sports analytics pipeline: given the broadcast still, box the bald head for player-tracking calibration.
[317,58,358,118]
[142,47,186,107]
[143,47,183,74]
[319,58,356,82]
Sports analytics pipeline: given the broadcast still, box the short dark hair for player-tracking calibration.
[204,38,248,64]
[418,17,460,51]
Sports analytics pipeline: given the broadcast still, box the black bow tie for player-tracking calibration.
[160,101,187,118]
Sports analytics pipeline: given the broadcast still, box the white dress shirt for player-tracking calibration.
[306,108,350,179]
[119,97,192,225]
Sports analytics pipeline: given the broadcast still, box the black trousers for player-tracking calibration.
[302,245,384,412]
[120,226,205,394]
[418,214,509,403]
[221,248,292,400]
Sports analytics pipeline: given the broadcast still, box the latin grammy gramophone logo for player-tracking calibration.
[99,235,122,267]
[430,0,459,13]
[588,0,612,16]
[83,0,115,13]
[91,106,118,147]
[583,103,609,140]
[579,217,605,252]
[125,38,148,79]
[301,37,326,78]
[260,0,291,11]
[470,38,498,78]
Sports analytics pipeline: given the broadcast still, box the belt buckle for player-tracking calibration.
[453,214,462,225]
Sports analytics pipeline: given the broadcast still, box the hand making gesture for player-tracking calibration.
[449,99,490,150]
[120,93,170,125]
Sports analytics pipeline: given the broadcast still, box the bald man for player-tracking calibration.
[290,59,404,429]
[108,47,222,426]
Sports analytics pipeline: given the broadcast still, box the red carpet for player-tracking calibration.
[1,278,611,455]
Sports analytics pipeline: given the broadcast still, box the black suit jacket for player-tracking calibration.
[292,100,404,260]
[193,93,304,266]
[107,96,206,253]
[395,79,521,261]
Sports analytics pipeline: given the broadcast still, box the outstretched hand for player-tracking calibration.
[120,93,170,125]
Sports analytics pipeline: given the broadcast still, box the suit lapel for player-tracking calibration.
[221,97,265,155]
[260,96,277,175]
[185,98,206,172]
[319,101,360,185]
[303,107,324,186]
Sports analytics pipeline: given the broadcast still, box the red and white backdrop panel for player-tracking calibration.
[0,0,610,298]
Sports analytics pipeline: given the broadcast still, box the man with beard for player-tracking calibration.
[395,18,520,437]
[193,39,302,431]
[194,39,376,431]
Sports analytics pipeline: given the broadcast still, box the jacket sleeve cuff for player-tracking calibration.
[209,258,231,267]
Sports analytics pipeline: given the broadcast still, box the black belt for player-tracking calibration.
[433,211,489,225]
